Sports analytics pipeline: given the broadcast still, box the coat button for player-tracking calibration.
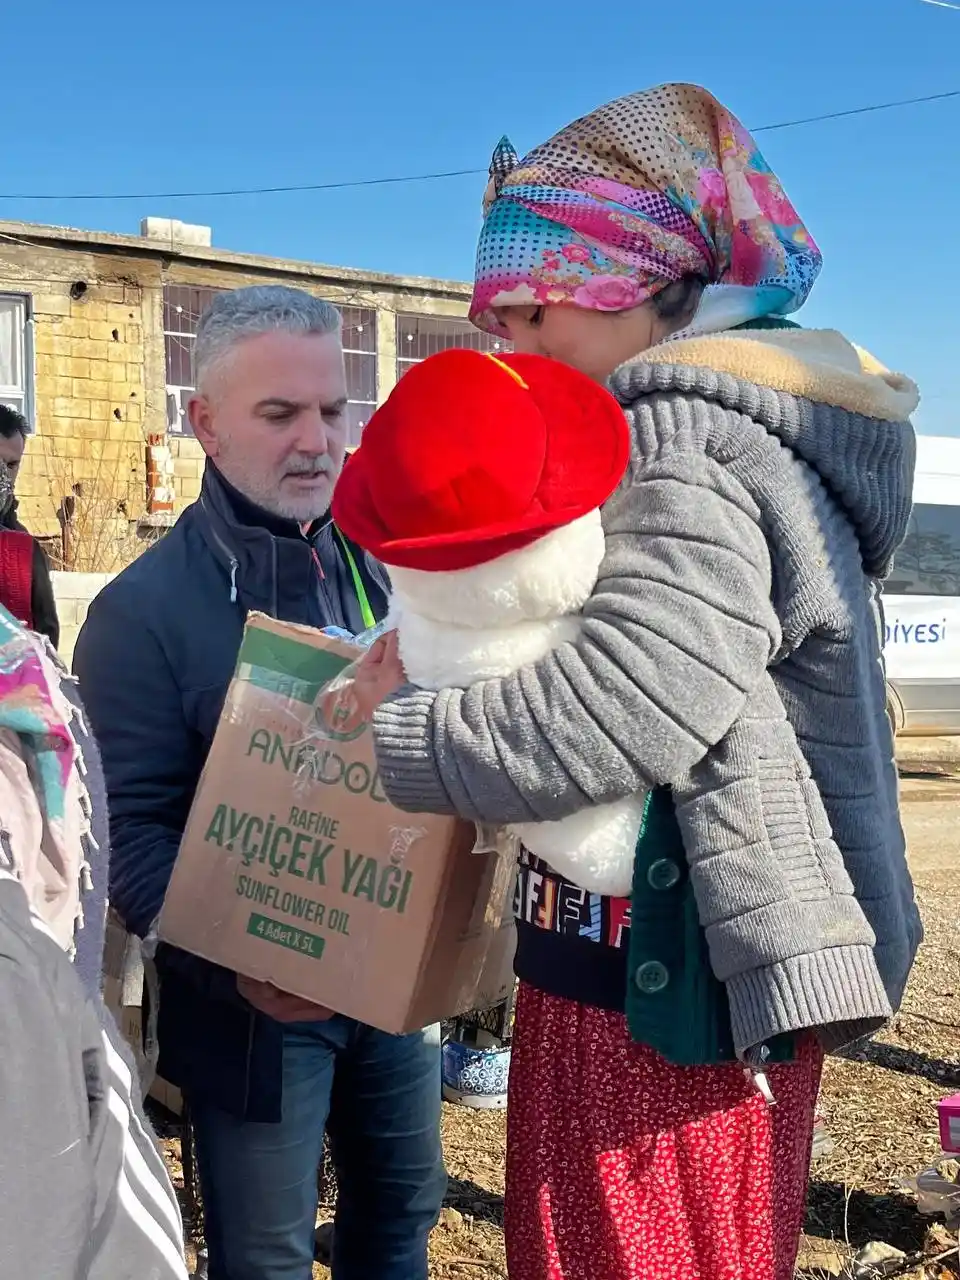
[634,961,670,995]
[646,858,681,891]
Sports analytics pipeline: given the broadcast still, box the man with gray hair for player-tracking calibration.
[74,285,446,1279]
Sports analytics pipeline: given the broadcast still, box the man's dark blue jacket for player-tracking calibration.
[73,462,388,1122]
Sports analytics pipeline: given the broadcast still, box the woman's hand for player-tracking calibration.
[352,629,406,722]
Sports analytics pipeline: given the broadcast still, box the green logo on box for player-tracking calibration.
[312,691,368,743]
[247,912,326,960]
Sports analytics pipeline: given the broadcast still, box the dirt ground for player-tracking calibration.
[800,743,960,1273]
[164,739,960,1278]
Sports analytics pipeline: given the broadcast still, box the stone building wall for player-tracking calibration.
[51,569,115,667]
[0,219,474,571]
[0,242,161,568]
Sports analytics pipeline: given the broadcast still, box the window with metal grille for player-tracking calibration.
[163,286,377,444]
[340,306,377,448]
[164,285,219,434]
[0,294,34,428]
[395,314,508,381]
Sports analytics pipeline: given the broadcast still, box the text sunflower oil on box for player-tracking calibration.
[159,614,514,1034]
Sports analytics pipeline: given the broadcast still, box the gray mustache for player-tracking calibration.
[284,455,335,476]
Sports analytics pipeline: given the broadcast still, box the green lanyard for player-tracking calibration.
[333,525,377,631]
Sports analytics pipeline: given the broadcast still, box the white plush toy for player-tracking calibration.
[332,347,642,897]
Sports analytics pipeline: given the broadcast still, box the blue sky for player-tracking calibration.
[4,0,957,434]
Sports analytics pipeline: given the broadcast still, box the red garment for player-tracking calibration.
[332,348,628,571]
[505,984,822,1280]
[0,531,34,629]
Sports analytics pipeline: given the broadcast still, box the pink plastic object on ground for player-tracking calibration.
[939,1093,960,1154]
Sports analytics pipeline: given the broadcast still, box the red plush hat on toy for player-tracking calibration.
[331,348,629,572]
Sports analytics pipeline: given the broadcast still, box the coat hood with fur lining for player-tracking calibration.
[615,327,918,579]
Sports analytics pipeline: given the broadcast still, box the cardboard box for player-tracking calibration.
[102,909,183,1114]
[475,923,517,1012]
[468,850,517,1012]
[114,1003,184,1117]
[159,615,514,1035]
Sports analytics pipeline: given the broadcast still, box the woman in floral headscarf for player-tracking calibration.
[354,84,921,1280]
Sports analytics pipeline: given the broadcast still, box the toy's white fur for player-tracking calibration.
[388,513,607,629]
[389,512,644,897]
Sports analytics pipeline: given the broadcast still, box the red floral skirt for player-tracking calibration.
[505,983,822,1280]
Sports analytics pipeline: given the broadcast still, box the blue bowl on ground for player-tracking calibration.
[441,1037,510,1109]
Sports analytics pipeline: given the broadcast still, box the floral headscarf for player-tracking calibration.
[470,83,821,339]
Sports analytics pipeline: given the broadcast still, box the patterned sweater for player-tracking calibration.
[372,328,923,1056]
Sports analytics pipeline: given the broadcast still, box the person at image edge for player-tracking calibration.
[0,404,60,647]
[74,285,446,1280]
[348,83,922,1280]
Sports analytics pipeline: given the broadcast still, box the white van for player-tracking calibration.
[883,434,960,734]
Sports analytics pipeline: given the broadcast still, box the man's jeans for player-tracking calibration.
[189,1017,446,1279]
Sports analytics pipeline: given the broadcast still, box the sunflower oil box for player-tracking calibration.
[158,614,515,1034]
